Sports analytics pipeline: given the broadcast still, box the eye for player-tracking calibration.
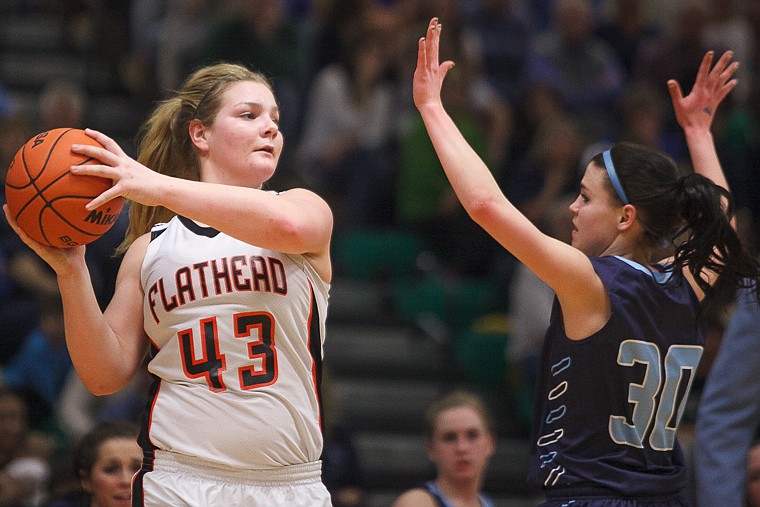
[241,112,256,120]
[466,429,481,441]
[441,432,457,443]
[580,193,589,204]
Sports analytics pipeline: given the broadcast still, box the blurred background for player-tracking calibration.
[1,0,759,505]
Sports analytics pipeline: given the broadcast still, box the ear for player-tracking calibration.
[617,203,638,232]
[426,441,436,463]
[80,473,92,493]
[485,433,496,459]
[189,119,210,153]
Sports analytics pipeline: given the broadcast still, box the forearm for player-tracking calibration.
[683,126,730,192]
[156,179,329,255]
[57,269,138,394]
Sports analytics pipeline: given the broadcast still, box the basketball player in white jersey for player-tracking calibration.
[4,63,333,506]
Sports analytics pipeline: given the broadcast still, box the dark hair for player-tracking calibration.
[592,142,760,307]
[74,420,139,481]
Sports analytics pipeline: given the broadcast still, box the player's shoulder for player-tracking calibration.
[391,488,437,507]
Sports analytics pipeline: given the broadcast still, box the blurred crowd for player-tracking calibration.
[1,0,760,505]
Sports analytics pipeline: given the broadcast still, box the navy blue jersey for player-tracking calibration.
[528,256,705,498]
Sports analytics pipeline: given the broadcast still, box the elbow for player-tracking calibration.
[81,377,126,396]
[465,193,502,226]
[270,215,312,251]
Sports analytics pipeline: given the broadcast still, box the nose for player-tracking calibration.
[569,196,580,214]
[455,435,470,452]
[120,468,135,484]
[263,116,279,137]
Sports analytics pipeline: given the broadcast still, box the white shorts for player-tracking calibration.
[134,451,332,507]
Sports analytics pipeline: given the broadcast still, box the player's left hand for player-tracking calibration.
[668,50,738,131]
[413,17,455,112]
[2,204,87,273]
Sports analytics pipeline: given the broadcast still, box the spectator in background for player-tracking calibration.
[191,0,306,145]
[720,86,760,252]
[0,388,52,507]
[296,29,398,229]
[392,390,496,507]
[595,0,660,75]
[55,364,150,445]
[0,82,14,120]
[320,369,367,507]
[305,0,376,79]
[155,0,212,96]
[614,82,687,163]
[701,0,755,105]
[0,112,39,363]
[36,80,87,132]
[464,0,533,105]
[0,292,71,430]
[632,2,709,114]
[502,115,583,225]
[507,82,567,167]
[526,0,626,139]
[45,420,141,507]
[124,0,166,99]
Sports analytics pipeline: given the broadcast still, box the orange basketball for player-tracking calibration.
[4,128,125,248]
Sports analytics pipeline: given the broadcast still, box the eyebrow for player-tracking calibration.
[237,101,279,114]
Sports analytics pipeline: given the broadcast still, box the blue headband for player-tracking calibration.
[603,149,629,205]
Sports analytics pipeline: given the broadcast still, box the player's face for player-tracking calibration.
[569,162,623,256]
[202,80,283,188]
[82,437,142,507]
[428,406,494,483]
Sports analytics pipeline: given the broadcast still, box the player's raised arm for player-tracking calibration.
[413,17,605,330]
[668,50,737,195]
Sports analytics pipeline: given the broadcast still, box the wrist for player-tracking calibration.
[682,125,713,140]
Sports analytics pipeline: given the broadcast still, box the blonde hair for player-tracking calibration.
[116,63,271,254]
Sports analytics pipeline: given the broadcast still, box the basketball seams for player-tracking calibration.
[38,199,103,246]
[10,130,94,223]
[5,127,124,247]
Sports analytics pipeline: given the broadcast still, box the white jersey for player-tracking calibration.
[139,216,329,470]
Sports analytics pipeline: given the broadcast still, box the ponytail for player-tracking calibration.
[669,173,760,307]
[595,142,760,310]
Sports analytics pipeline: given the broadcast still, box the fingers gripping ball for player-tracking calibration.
[5,128,125,247]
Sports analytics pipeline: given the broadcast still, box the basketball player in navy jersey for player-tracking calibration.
[414,17,760,507]
[4,63,333,506]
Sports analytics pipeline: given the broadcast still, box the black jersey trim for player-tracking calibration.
[178,215,220,238]
[309,285,324,430]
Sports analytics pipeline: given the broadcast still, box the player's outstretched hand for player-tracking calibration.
[413,17,455,112]
[2,204,86,273]
[668,50,738,132]
[70,128,167,210]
